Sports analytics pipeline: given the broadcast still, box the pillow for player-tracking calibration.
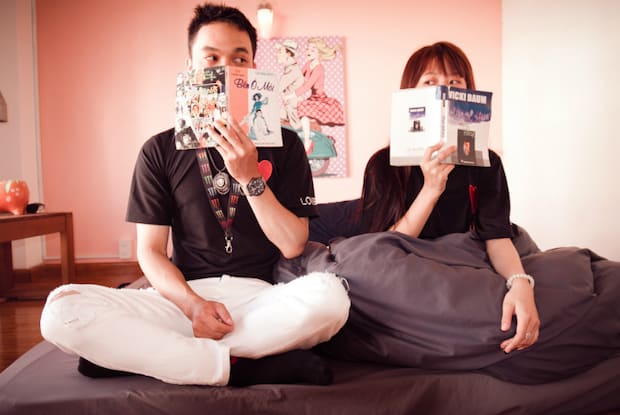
[309,199,361,245]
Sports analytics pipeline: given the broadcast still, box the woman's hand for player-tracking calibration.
[485,238,541,353]
[500,279,540,353]
[419,142,456,196]
[389,143,455,237]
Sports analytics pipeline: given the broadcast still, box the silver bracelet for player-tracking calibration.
[506,273,535,290]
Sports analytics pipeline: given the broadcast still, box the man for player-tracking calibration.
[40,3,350,387]
[275,39,303,128]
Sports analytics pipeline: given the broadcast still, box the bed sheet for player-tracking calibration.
[1,341,619,415]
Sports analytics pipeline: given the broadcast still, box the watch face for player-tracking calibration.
[246,176,266,196]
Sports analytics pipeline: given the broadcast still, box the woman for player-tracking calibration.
[318,42,540,354]
[286,37,345,154]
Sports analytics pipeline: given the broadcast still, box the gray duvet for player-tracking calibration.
[275,226,620,384]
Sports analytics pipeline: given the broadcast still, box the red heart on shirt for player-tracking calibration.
[258,160,273,181]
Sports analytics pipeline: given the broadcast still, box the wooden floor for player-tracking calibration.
[0,299,45,372]
[0,273,133,372]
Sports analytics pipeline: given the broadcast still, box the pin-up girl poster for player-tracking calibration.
[256,36,347,177]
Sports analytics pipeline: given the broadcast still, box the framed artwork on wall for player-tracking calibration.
[256,36,347,177]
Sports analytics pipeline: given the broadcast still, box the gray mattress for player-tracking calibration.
[1,341,619,415]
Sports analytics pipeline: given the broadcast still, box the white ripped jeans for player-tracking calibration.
[40,272,350,386]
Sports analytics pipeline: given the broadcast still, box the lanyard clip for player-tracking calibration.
[225,235,233,254]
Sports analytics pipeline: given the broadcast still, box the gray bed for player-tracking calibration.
[1,203,620,414]
[1,341,619,414]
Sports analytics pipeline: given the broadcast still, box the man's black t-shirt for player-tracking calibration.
[126,127,318,282]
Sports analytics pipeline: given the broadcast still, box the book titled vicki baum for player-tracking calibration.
[390,86,493,167]
[174,66,282,150]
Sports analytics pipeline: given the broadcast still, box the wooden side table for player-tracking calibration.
[0,212,75,299]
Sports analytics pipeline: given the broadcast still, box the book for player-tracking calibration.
[389,86,492,167]
[174,66,282,150]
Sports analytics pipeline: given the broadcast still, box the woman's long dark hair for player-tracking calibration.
[359,147,411,232]
[358,42,475,232]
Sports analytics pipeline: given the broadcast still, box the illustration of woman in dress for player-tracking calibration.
[244,92,272,137]
[287,37,345,154]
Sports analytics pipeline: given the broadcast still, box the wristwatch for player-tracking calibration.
[242,176,266,197]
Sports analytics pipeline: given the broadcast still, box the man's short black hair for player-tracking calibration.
[187,3,258,58]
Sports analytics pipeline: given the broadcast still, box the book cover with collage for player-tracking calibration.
[175,66,282,150]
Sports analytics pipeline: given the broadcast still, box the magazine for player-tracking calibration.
[389,86,492,167]
[175,66,282,150]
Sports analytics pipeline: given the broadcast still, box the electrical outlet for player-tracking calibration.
[119,239,132,259]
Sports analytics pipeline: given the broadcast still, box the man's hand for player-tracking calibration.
[187,297,234,339]
[207,116,260,186]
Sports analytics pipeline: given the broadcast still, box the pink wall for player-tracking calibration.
[37,0,501,260]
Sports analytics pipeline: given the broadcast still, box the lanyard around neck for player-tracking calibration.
[195,148,241,254]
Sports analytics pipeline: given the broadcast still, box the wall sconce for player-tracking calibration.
[0,91,7,122]
[257,1,274,39]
